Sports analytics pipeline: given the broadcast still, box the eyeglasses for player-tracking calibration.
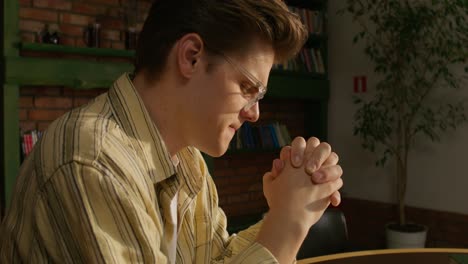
[209,50,267,111]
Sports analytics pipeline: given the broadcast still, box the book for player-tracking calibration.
[20,130,43,159]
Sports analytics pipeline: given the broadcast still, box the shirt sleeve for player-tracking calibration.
[33,161,169,263]
[197,152,278,264]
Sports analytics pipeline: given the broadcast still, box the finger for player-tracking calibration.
[270,159,278,179]
[279,145,292,162]
[311,164,343,184]
[272,146,290,179]
[330,191,341,207]
[303,137,321,175]
[313,178,344,201]
[262,172,274,207]
[306,197,331,219]
[322,152,339,167]
[305,142,332,175]
[271,158,284,179]
[303,137,320,166]
[290,137,307,168]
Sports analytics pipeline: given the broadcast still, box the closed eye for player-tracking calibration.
[240,82,259,97]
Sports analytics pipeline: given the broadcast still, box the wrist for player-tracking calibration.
[255,209,310,263]
[266,209,310,238]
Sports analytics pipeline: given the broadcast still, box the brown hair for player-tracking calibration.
[135,0,307,80]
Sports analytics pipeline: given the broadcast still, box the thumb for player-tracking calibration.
[263,171,274,185]
[271,159,284,179]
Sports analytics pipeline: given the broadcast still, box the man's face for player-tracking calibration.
[184,40,275,157]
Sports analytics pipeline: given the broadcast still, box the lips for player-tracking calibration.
[229,126,237,133]
[230,124,242,132]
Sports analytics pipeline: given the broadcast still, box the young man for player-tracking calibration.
[1,0,343,263]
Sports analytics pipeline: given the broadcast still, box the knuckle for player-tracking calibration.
[314,161,321,171]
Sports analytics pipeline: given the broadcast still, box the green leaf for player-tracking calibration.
[353,35,359,44]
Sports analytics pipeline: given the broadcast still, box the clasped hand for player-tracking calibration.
[263,136,343,231]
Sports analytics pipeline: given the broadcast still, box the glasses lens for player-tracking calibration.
[243,89,265,111]
[243,100,255,111]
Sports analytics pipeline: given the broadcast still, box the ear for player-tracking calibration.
[176,33,204,79]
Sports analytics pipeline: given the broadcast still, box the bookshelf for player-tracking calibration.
[1,0,330,217]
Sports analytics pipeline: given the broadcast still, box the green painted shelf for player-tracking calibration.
[20,42,135,58]
[4,56,133,89]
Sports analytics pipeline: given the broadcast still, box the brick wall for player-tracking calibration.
[340,198,468,249]
[19,86,106,132]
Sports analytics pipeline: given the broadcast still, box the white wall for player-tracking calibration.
[327,0,468,214]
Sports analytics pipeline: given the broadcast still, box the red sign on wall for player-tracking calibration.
[353,76,367,93]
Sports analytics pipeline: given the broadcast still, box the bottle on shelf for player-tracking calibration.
[83,22,101,48]
[49,25,60,45]
[39,24,51,44]
[125,26,138,50]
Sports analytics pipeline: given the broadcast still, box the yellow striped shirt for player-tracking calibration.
[1,73,277,263]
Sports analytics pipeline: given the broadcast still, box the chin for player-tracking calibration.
[207,152,224,158]
[204,146,228,158]
[197,132,232,157]
[200,141,229,158]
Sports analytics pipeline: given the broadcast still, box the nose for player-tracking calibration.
[241,102,260,123]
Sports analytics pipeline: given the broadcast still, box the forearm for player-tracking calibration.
[255,210,309,264]
[211,219,279,263]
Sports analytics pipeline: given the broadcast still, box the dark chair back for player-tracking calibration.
[297,208,349,259]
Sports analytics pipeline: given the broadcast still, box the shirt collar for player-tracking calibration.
[107,73,177,183]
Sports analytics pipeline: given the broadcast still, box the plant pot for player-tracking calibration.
[385,223,428,248]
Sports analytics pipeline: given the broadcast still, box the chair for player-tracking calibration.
[296,208,349,259]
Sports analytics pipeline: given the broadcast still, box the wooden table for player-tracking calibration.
[298,248,468,264]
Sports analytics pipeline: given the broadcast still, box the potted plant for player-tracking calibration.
[340,0,467,248]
